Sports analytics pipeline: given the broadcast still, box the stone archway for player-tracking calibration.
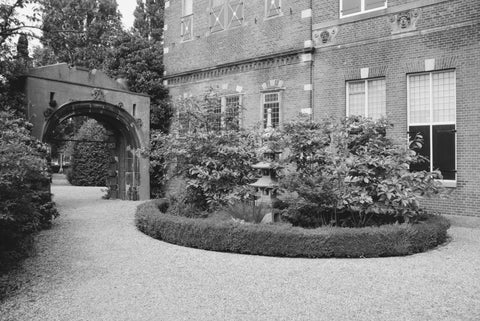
[43,100,145,200]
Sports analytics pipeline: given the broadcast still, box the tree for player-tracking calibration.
[0,0,41,47]
[133,0,163,42]
[39,0,123,68]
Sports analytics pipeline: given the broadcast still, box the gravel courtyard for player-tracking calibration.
[1,176,479,321]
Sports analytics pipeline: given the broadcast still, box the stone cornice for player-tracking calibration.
[164,48,314,86]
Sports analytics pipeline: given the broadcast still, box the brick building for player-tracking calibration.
[163,0,480,216]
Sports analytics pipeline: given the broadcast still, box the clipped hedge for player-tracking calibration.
[135,200,450,258]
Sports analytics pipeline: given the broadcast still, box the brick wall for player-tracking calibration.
[164,0,480,216]
[168,59,311,129]
[312,0,480,216]
[163,0,312,75]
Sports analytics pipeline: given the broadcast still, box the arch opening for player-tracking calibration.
[43,100,145,200]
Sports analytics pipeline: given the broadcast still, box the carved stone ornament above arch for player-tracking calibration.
[261,79,285,92]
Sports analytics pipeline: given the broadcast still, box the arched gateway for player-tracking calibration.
[23,63,150,200]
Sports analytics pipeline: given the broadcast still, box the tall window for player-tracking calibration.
[266,0,282,17]
[263,92,280,128]
[408,70,456,180]
[181,0,193,41]
[210,95,242,131]
[209,0,244,33]
[225,95,241,130]
[340,0,386,17]
[346,78,386,119]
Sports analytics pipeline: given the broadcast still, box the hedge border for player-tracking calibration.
[135,200,451,258]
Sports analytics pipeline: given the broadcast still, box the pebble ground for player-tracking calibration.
[1,175,479,321]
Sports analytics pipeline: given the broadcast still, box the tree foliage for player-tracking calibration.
[39,0,123,68]
[0,0,41,47]
[66,119,111,186]
[0,110,58,267]
[133,0,164,42]
[151,92,258,211]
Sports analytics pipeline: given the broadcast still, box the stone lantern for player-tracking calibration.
[249,108,282,222]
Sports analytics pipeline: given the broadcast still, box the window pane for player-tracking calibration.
[183,0,193,16]
[367,79,386,119]
[433,124,456,180]
[267,0,281,17]
[348,81,365,116]
[342,0,361,16]
[365,0,385,10]
[409,125,430,173]
[432,71,455,123]
[210,5,225,32]
[208,98,222,131]
[409,74,430,124]
[228,0,243,28]
[264,93,280,128]
[225,95,240,130]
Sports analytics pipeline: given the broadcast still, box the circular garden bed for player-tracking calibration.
[135,199,450,258]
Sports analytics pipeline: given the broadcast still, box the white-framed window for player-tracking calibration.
[407,70,456,181]
[265,0,282,18]
[210,94,242,131]
[181,0,193,41]
[346,78,386,119]
[262,92,281,128]
[209,0,244,33]
[340,0,387,18]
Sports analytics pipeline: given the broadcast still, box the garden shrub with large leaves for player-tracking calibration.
[0,111,58,266]
[278,116,443,228]
[151,91,259,212]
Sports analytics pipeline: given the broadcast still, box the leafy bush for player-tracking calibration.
[277,116,444,227]
[224,200,269,224]
[135,200,450,258]
[150,90,259,211]
[67,119,111,186]
[0,111,59,268]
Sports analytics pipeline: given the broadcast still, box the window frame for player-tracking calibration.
[407,69,457,185]
[180,0,194,42]
[340,0,387,18]
[265,0,282,18]
[209,0,245,34]
[261,91,282,129]
[346,77,386,119]
[211,94,243,131]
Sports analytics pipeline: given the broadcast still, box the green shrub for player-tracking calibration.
[135,200,450,258]
[67,119,111,186]
[278,116,444,227]
[150,89,259,211]
[0,111,59,268]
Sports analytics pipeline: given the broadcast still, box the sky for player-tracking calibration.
[117,0,136,29]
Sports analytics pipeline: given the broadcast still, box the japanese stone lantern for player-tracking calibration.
[249,108,282,222]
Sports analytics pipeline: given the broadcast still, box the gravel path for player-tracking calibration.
[1,176,480,321]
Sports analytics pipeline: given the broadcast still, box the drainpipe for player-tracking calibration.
[309,0,314,121]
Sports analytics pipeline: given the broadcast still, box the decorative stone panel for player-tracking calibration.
[389,9,421,34]
[313,27,339,47]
